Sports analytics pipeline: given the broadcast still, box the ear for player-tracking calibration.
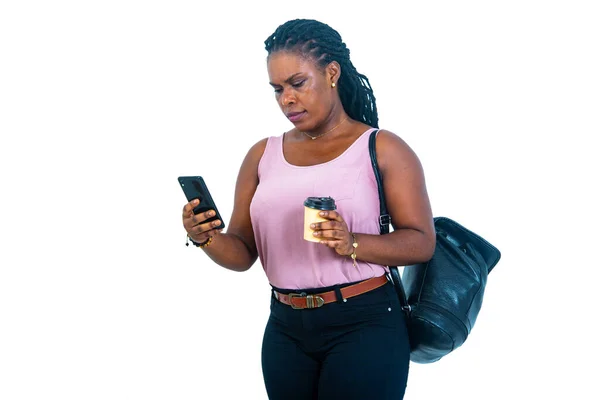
[325,61,341,86]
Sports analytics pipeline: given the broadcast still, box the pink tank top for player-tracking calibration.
[249,128,388,290]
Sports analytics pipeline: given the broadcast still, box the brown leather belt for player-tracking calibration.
[274,274,389,309]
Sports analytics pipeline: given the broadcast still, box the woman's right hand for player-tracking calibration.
[182,199,223,244]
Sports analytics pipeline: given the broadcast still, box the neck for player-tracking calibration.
[300,113,349,140]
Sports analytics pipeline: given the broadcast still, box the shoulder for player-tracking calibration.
[248,137,270,158]
[238,137,270,177]
[243,136,272,162]
[374,129,422,174]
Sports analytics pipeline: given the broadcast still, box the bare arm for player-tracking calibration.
[354,130,436,265]
[182,139,267,272]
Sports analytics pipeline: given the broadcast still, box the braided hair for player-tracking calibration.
[265,19,379,128]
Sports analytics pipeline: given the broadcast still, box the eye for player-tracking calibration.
[292,80,306,88]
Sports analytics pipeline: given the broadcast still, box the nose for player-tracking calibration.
[280,88,296,107]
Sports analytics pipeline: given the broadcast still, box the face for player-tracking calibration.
[267,51,338,131]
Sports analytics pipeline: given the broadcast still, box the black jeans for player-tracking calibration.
[261,279,410,400]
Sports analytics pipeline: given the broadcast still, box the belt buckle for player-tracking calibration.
[288,292,324,309]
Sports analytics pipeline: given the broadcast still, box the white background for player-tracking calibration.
[1,1,599,399]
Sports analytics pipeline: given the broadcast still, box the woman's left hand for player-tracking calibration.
[310,210,353,256]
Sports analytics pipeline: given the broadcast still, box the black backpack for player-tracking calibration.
[369,130,501,363]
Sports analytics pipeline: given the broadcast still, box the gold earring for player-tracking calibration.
[331,82,336,88]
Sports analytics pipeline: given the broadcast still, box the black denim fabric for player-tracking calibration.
[262,280,410,400]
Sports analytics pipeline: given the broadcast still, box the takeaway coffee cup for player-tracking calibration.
[304,196,337,242]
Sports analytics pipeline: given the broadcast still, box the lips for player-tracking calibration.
[286,111,306,122]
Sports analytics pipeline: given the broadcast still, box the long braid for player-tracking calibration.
[265,19,379,128]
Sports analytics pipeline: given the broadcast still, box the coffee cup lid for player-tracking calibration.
[304,196,336,210]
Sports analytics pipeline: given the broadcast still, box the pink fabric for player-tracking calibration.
[249,128,387,290]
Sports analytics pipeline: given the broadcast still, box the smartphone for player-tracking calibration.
[178,176,225,230]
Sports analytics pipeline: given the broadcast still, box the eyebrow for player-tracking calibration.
[269,73,304,87]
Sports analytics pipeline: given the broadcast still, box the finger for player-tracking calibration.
[319,239,345,250]
[312,228,345,240]
[317,210,344,222]
[310,220,343,231]
[205,227,224,240]
[189,219,222,236]
[185,209,217,229]
[183,199,200,216]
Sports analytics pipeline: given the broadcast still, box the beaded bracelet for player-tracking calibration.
[186,235,213,248]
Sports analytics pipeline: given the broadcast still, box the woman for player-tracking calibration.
[182,19,435,399]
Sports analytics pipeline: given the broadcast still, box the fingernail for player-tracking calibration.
[210,211,215,216]
[310,224,316,229]
[319,211,326,216]
[313,231,318,236]
[193,199,199,204]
